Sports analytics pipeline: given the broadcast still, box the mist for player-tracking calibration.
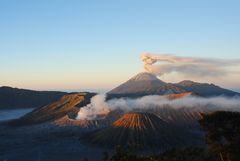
[76,94,240,120]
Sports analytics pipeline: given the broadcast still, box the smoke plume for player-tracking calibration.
[76,94,240,120]
[76,94,110,120]
[141,53,240,77]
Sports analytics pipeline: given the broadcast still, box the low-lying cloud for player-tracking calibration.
[76,94,240,120]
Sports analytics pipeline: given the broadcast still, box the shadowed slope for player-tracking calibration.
[84,112,200,149]
[175,80,239,96]
[53,115,110,129]
[109,72,168,95]
[0,86,67,109]
[53,109,125,129]
[108,72,240,99]
[108,72,187,99]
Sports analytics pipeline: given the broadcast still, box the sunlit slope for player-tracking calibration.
[9,93,95,125]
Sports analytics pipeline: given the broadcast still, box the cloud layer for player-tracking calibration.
[76,94,240,120]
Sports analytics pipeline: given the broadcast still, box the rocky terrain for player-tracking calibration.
[84,112,203,149]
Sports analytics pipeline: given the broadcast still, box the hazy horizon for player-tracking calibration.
[2,77,240,94]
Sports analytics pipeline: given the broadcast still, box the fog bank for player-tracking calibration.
[76,94,240,120]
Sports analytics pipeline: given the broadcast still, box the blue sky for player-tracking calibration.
[0,0,240,91]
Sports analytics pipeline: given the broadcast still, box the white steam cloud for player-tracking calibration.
[76,95,110,120]
[141,53,240,77]
[76,94,240,120]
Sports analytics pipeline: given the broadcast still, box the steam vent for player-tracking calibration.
[84,112,194,149]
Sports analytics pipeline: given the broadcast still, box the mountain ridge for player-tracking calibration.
[7,92,96,126]
[108,72,240,98]
[175,80,238,96]
[0,86,67,109]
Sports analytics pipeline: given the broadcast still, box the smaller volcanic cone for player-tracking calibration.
[84,112,189,149]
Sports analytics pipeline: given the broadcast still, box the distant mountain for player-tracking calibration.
[108,72,186,98]
[109,72,166,94]
[8,92,96,125]
[108,72,240,98]
[0,86,67,109]
[175,80,239,97]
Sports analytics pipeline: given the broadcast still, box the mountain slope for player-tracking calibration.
[0,86,67,109]
[84,112,200,149]
[108,72,186,98]
[109,72,166,94]
[9,92,96,125]
[175,80,239,96]
[53,115,111,129]
[108,72,239,98]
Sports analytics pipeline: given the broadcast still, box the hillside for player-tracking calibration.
[0,86,67,109]
[175,80,239,96]
[84,112,201,149]
[9,92,96,125]
[108,72,240,98]
[108,72,167,95]
[108,72,186,98]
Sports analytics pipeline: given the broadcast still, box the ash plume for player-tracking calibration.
[76,94,240,120]
[141,53,240,77]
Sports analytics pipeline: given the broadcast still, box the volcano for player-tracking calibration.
[108,72,240,98]
[108,72,185,98]
[84,112,197,149]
